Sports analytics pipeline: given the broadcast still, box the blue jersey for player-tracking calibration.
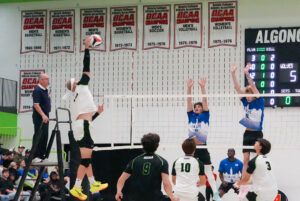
[0,154,3,166]
[218,158,243,183]
[18,169,24,176]
[187,110,209,144]
[43,171,49,179]
[28,169,37,178]
[239,97,264,130]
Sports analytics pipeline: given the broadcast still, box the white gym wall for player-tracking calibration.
[0,0,300,200]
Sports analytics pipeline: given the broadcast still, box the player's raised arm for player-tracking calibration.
[76,37,91,86]
[83,37,91,78]
[198,78,208,111]
[230,64,243,96]
[244,62,260,96]
[187,78,194,112]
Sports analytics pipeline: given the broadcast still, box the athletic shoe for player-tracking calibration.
[212,192,222,201]
[32,157,42,163]
[70,186,87,200]
[90,181,109,193]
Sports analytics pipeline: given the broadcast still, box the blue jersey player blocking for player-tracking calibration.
[186,78,222,201]
[231,63,265,177]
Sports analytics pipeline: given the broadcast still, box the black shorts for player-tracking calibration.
[194,146,211,165]
[219,183,239,194]
[77,120,94,149]
[243,130,263,153]
[246,191,257,201]
[127,195,169,201]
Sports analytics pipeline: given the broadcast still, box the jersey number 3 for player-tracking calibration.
[265,161,271,170]
[181,163,191,173]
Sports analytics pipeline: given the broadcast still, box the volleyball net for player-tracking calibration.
[92,93,300,151]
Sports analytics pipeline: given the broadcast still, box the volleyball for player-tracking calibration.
[89,34,103,47]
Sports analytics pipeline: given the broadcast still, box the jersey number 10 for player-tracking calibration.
[181,163,191,173]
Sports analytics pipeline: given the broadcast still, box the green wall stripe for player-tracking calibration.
[0,112,18,136]
[0,0,62,3]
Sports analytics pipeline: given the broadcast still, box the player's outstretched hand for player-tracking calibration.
[115,191,123,201]
[98,103,104,114]
[233,181,240,189]
[198,78,207,88]
[230,64,237,74]
[244,62,251,75]
[186,78,194,88]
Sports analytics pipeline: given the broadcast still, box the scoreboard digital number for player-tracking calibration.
[245,27,300,107]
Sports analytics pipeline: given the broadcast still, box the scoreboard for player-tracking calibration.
[245,27,300,107]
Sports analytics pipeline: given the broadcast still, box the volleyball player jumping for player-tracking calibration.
[66,37,108,200]
[186,78,222,201]
[230,63,265,176]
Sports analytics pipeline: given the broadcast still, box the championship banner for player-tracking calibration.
[110,7,137,51]
[208,1,237,47]
[19,70,45,113]
[80,8,107,52]
[21,10,47,53]
[174,3,202,49]
[49,10,75,53]
[143,5,171,50]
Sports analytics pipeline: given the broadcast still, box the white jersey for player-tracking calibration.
[172,156,204,199]
[247,155,278,198]
[72,85,97,118]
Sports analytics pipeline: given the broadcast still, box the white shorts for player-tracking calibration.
[73,119,93,141]
[174,192,198,201]
[256,190,277,201]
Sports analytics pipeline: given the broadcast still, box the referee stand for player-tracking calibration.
[14,107,72,201]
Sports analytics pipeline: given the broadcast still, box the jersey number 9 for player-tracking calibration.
[143,162,151,175]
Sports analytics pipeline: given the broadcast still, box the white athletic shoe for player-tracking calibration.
[32,157,42,163]
[213,192,222,201]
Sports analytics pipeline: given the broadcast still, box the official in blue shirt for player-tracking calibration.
[32,73,51,162]
[218,148,243,198]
